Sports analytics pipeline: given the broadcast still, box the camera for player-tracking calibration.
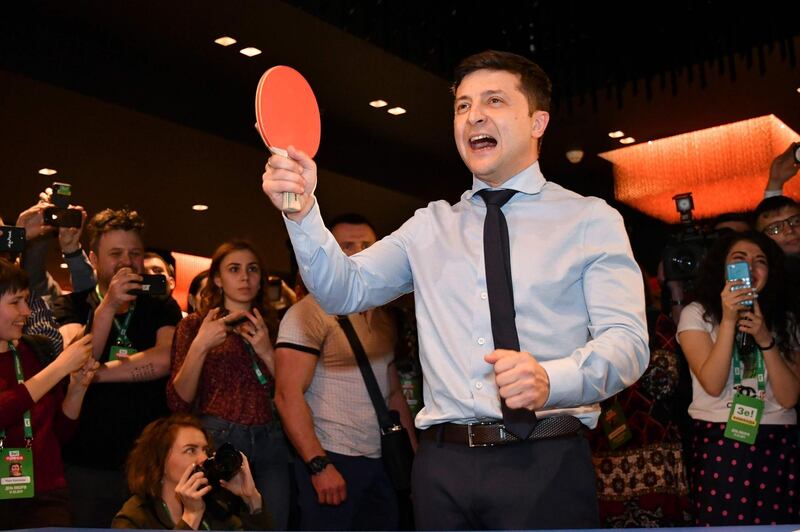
[662,193,714,282]
[128,274,168,296]
[193,442,242,487]
[0,226,26,253]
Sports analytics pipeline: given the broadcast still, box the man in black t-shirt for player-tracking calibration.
[51,208,182,527]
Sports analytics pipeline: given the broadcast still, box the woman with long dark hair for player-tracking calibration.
[166,241,290,529]
[677,231,799,525]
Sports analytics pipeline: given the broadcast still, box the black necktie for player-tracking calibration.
[477,189,538,440]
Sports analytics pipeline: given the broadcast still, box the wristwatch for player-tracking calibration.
[306,455,332,475]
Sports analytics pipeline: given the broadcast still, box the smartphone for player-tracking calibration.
[726,261,753,307]
[224,315,249,328]
[51,182,72,209]
[128,274,168,296]
[266,275,282,303]
[43,207,82,228]
[0,226,26,253]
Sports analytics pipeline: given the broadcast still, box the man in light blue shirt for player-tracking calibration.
[262,50,648,530]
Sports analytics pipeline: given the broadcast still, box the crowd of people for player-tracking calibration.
[1,49,799,530]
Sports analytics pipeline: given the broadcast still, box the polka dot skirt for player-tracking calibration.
[690,421,799,526]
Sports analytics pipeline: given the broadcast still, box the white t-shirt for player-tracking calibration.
[676,302,796,424]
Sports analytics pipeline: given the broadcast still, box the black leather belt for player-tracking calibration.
[422,415,584,447]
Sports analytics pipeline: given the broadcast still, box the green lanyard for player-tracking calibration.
[95,285,136,347]
[242,341,268,386]
[160,499,210,530]
[0,342,33,449]
[732,343,766,398]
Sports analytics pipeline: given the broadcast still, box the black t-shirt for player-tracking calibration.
[51,289,183,470]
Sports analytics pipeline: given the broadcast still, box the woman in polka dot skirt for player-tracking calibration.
[677,232,799,526]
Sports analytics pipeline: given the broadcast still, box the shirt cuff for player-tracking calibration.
[764,189,783,199]
[540,356,582,409]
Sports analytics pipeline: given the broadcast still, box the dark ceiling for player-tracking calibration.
[1,0,799,277]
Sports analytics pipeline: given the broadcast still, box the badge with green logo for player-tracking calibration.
[0,448,34,500]
[601,400,632,449]
[724,393,763,444]
[109,345,137,361]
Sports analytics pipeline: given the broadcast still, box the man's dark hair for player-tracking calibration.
[711,212,751,232]
[452,50,552,115]
[754,195,799,224]
[144,251,175,278]
[328,213,376,235]
[87,208,145,252]
[0,257,29,298]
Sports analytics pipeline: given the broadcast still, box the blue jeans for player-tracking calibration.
[202,415,292,530]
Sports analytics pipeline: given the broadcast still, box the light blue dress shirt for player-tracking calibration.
[285,161,649,429]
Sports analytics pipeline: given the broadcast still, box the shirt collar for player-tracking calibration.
[463,160,546,202]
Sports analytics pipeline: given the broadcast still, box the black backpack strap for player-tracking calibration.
[336,315,394,431]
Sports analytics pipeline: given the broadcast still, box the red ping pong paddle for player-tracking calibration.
[255,66,321,213]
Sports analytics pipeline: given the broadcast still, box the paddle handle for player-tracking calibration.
[268,147,302,213]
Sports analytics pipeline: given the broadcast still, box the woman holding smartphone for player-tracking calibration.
[0,258,97,528]
[167,241,290,530]
[677,232,799,526]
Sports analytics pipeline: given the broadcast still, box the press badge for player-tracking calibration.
[109,346,137,361]
[724,393,764,444]
[0,448,34,500]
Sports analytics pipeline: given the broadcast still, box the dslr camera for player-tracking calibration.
[662,193,714,282]
[193,442,242,488]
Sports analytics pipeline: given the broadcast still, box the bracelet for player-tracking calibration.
[671,299,683,306]
[757,338,776,351]
[62,247,83,259]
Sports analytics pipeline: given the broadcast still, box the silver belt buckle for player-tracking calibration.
[467,421,505,448]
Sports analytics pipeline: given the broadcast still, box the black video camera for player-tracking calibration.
[193,442,242,488]
[662,193,714,282]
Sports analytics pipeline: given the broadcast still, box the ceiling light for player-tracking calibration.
[620,137,636,144]
[59,263,68,269]
[796,87,800,94]
[565,149,584,164]
[239,47,261,57]
[387,107,406,116]
[38,168,57,175]
[608,131,625,139]
[214,36,237,47]
[192,204,209,211]
[370,100,388,108]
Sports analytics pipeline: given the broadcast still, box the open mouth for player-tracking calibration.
[469,134,497,151]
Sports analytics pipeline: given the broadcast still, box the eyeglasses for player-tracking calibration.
[763,214,800,236]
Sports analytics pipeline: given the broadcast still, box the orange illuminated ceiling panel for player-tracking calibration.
[599,115,800,223]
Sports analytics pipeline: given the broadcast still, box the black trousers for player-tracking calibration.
[413,430,600,530]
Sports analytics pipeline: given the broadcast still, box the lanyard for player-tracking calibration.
[0,342,33,449]
[242,340,268,386]
[160,499,210,530]
[95,285,136,346]
[732,343,766,396]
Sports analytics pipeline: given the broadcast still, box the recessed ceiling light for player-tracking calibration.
[370,100,388,108]
[239,47,261,57]
[38,168,57,175]
[620,137,636,144]
[59,262,68,269]
[608,131,625,139]
[214,36,237,47]
[387,107,406,116]
[192,204,209,211]
[796,87,800,94]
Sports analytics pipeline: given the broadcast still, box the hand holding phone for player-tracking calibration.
[726,261,754,307]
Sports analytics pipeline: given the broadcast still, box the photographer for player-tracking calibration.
[112,413,273,530]
[50,208,182,527]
